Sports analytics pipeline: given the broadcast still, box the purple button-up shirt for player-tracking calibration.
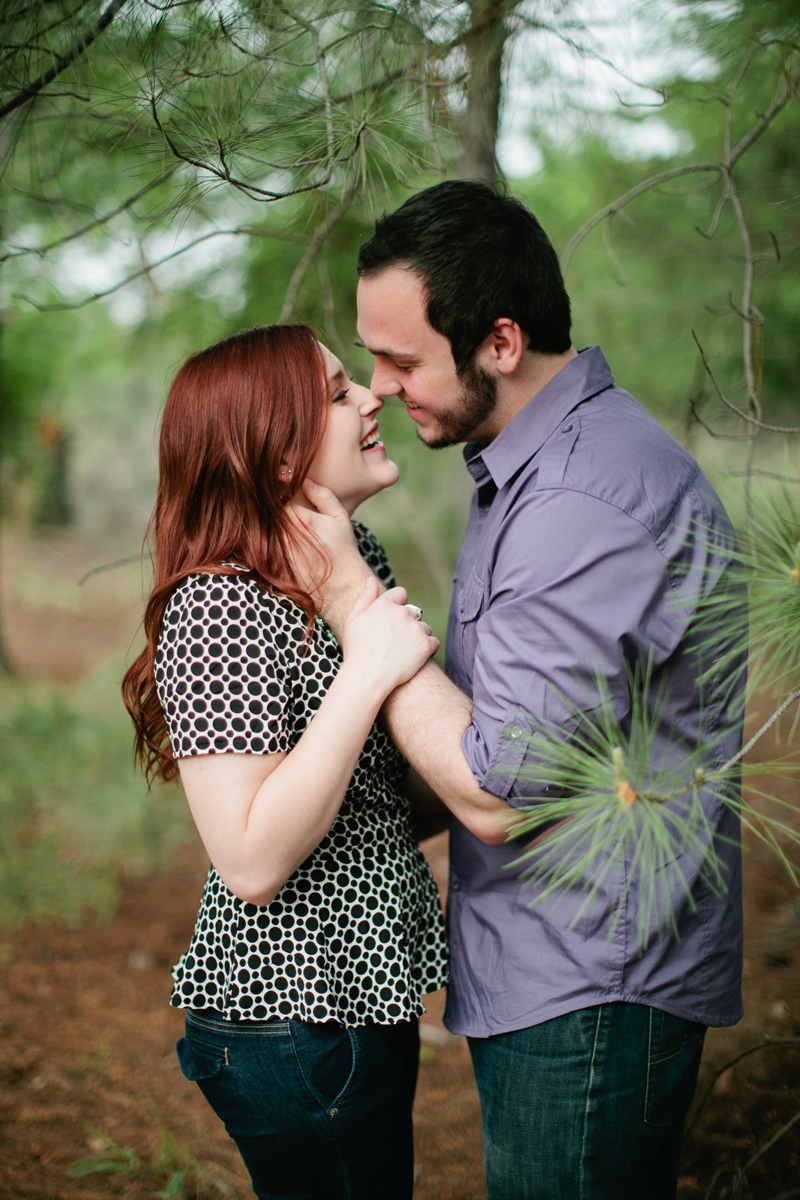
[443,346,745,1038]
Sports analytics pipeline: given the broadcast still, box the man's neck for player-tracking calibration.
[471,346,578,443]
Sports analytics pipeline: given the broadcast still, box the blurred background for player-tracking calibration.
[2,1,800,1196]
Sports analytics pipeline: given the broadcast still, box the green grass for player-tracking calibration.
[0,659,191,931]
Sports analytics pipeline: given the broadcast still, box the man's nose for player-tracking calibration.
[370,359,401,398]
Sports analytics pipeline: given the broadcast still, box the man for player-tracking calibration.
[299,180,745,1199]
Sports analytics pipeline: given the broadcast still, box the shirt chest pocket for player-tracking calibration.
[455,573,486,667]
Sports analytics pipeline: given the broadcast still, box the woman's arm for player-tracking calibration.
[177,578,438,906]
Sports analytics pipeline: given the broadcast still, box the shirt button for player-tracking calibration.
[561,424,573,433]
[509,726,524,740]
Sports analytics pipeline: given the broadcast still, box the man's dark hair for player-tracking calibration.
[357,180,572,373]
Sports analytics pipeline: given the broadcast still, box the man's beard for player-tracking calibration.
[421,360,498,450]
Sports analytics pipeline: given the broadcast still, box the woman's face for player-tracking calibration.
[305,345,400,515]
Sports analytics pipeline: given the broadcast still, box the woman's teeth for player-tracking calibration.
[360,433,382,450]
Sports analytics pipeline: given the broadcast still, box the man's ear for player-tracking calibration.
[482,318,527,376]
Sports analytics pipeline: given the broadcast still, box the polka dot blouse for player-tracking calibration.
[155,522,448,1025]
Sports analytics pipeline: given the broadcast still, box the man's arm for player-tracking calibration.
[385,663,513,844]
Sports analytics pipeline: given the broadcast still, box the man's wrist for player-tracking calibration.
[320,558,385,636]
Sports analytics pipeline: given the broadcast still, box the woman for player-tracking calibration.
[122,324,448,1200]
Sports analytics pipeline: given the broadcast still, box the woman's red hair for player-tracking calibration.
[122,324,328,784]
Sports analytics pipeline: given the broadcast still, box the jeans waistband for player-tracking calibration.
[186,1007,291,1034]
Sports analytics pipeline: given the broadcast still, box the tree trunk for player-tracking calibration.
[457,0,510,183]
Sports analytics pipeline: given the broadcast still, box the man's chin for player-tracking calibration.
[415,421,460,451]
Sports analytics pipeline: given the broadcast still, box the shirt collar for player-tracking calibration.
[464,345,615,490]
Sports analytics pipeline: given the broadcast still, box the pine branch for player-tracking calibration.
[149,94,366,203]
[0,0,131,121]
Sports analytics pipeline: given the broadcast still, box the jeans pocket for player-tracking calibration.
[644,1008,706,1128]
[289,1021,357,1109]
[175,1036,226,1083]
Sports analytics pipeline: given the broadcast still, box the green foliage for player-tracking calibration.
[0,661,191,929]
[745,487,800,690]
[506,664,800,947]
[66,1121,234,1195]
[503,668,729,947]
[68,1132,140,1178]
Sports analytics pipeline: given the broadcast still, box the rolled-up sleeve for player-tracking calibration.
[460,487,687,806]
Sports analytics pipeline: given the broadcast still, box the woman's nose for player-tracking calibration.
[358,386,384,417]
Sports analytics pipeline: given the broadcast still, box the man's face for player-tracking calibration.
[356,265,497,448]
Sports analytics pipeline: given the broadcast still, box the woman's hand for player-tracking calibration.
[340,576,439,698]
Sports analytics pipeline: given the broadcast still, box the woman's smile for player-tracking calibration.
[360,422,385,452]
[307,345,400,514]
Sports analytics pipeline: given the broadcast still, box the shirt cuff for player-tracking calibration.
[462,715,555,806]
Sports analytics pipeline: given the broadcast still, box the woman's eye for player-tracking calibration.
[332,388,349,403]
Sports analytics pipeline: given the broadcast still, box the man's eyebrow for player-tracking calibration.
[352,337,417,362]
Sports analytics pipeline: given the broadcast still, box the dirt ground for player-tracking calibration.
[1,532,800,1199]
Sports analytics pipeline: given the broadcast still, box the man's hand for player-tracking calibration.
[289,480,381,631]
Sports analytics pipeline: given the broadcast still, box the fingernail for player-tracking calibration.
[363,575,374,589]
[306,479,317,489]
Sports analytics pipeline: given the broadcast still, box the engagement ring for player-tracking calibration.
[405,604,424,621]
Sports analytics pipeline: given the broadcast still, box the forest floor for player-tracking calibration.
[1,531,800,1199]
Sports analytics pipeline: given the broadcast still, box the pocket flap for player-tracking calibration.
[175,1037,225,1082]
[458,574,485,623]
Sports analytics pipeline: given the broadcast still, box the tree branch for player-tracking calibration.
[0,0,130,121]
[560,165,726,271]
[14,224,307,311]
[0,165,180,265]
[420,39,445,181]
[279,171,359,322]
[150,94,366,203]
[561,62,800,274]
[687,1038,800,1135]
[729,63,800,167]
[692,333,800,434]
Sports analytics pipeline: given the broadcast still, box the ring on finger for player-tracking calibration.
[405,604,424,621]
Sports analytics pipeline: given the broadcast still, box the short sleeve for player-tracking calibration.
[352,521,395,588]
[155,573,291,758]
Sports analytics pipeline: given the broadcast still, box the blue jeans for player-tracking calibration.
[176,1009,419,1200]
[469,1002,705,1200]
